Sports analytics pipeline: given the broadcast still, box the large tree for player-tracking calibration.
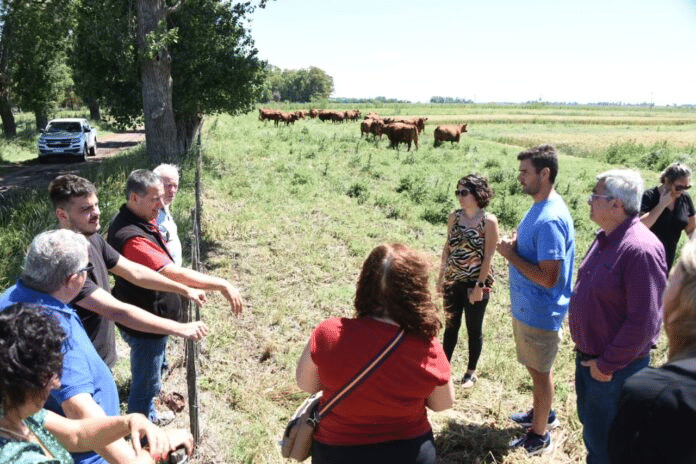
[0,0,17,137]
[170,0,265,152]
[71,0,141,127]
[4,0,73,131]
[71,0,266,163]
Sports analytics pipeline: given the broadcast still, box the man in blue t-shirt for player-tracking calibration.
[0,230,142,464]
[497,144,575,456]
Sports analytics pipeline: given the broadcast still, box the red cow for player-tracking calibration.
[369,119,384,140]
[364,112,380,120]
[317,110,333,122]
[259,108,281,122]
[294,110,307,119]
[330,111,346,123]
[309,108,318,118]
[361,118,384,139]
[280,112,298,125]
[433,124,468,147]
[381,116,427,133]
[345,109,361,121]
[382,122,419,151]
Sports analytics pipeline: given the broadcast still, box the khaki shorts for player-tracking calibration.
[512,318,562,373]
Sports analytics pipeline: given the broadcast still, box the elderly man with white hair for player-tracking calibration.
[569,169,668,464]
[0,229,170,464]
[153,163,182,266]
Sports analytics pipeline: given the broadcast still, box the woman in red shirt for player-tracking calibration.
[296,243,454,464]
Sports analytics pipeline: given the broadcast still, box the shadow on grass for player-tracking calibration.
[436,419,521,464]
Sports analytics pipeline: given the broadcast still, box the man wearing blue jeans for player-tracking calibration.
[569,169,667,464]
[108,169,244,423]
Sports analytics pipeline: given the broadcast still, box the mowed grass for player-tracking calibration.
[0,104,684,463]
[157,107,676,464]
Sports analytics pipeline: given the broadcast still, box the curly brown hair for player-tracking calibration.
[457,174,494,208]
[354,243,442,340]
[0,303,66,409]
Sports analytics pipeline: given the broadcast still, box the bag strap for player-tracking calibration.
[316,328,405,419]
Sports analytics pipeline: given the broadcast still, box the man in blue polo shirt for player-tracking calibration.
[0,230,141,464]
[497,144,576,455]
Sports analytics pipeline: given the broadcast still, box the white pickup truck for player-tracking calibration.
[37,118,97,163]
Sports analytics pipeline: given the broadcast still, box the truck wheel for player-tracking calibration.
[89,139,97,156]
[80,145,88,162]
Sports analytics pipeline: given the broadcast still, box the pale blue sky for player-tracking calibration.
[249,0,696,105]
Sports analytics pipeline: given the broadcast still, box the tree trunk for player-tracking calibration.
[175,113,203,154]
[136,0,179,166]
[35,111,48,132]
[88,97,101,121]
[0,95,16,138]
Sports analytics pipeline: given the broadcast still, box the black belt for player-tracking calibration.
[575,349,597,361]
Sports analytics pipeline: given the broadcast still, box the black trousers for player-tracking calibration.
[312,430,436,464]
[442,281,489,371]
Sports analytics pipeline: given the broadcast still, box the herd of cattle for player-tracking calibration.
[258,108,468,151]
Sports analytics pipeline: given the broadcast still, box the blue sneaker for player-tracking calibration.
[509,429,552,455]
[510,408,559,429]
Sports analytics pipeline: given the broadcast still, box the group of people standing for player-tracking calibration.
[0,166,244,463]
[295,144,696,464]
[1,145,695,464]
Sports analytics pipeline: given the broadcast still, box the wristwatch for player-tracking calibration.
[475,281,485,288]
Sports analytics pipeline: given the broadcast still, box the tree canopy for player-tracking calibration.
[261,65,334,103]
[70,0,267,163]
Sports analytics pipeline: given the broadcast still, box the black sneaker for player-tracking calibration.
[510,408,559,429]
[509,429,552,455]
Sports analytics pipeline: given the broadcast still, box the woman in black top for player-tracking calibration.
[640,162,696,269]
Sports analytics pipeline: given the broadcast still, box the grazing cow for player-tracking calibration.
[309,108,318,118]
[360,118,384,139]
[369,118,384,140]
[382,122,419,151]
[317,110,334,122]
[259,108,281,122]
[360,119,372,138]
[330,111,346,123]
[294,110,307,119]
[345,109,361,121]
[364,112,380,120]
[433,124,468,147]
[280,111,299,125]
[381,116,427,133]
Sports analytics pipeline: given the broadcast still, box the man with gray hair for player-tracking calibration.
[153,163,182,266]
[0,230,140,464]
[569,169,667,464]
[49,173,208,372]
[108,169,244,423]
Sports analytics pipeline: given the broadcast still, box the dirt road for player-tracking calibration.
[0,130,145,195]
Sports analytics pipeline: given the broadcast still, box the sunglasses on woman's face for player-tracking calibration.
[455,188,470,197]
[675,184,692,192]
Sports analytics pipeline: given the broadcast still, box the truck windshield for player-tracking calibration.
[47,122,82,132]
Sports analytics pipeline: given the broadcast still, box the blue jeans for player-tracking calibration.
[120,329,168,421]
[575,353,649,464]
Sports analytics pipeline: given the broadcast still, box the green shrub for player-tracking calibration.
[347,182,369,204]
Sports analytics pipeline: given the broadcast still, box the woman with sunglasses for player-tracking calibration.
[437,174,499,387]
[640,162,696,269]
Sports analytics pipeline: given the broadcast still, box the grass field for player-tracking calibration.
[1,103,694,463]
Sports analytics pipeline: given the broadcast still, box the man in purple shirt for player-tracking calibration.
[569,169,667,464]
